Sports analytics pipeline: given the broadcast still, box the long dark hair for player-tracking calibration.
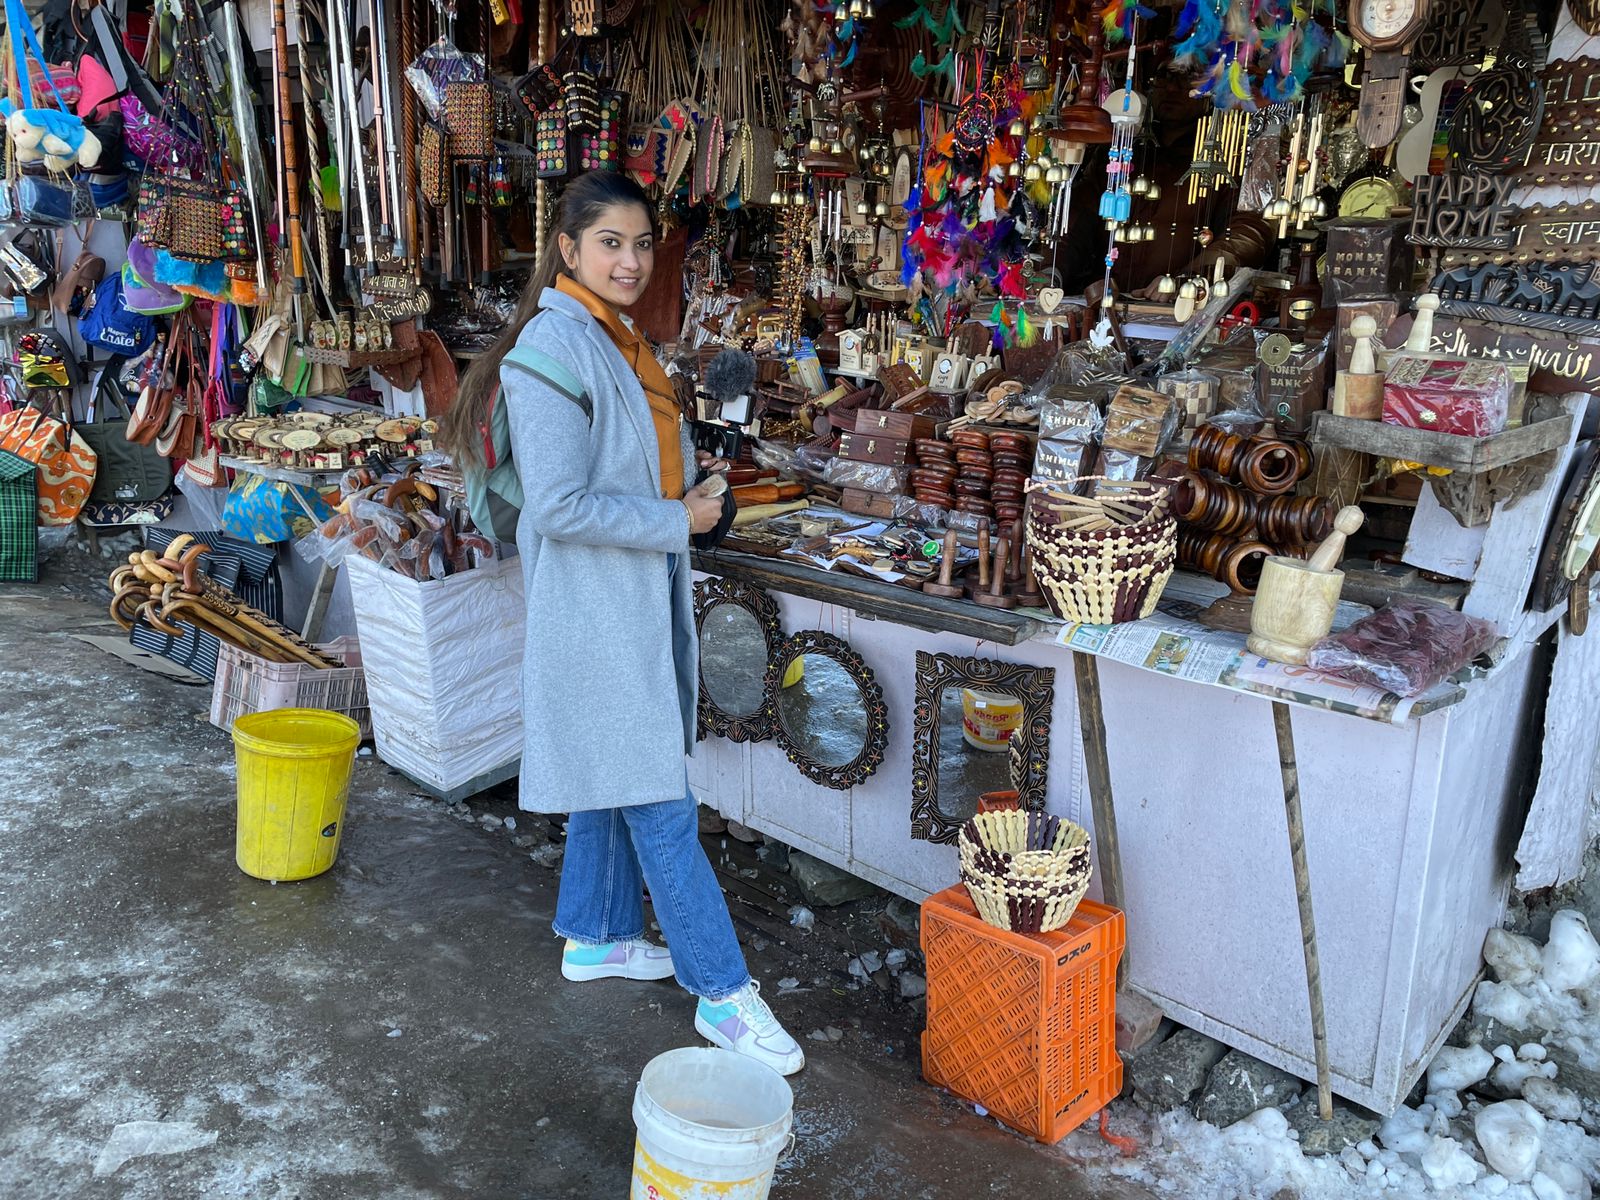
[439,170,658,467]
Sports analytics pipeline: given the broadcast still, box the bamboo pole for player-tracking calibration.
[273,0,307,318]
[1073,653,1126,988]
[1272,701,1334,1121]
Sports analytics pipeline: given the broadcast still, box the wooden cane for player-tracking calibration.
[1272,701,1334,1120]
[272,0,306,303]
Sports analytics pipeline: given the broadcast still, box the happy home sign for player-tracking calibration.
[1410,173,1517,249]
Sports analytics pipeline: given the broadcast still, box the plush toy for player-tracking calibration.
[3,104,102,172]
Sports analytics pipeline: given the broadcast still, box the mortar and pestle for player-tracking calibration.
[1246,505,1365,665]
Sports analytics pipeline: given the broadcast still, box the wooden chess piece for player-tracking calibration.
[1405,292,1440,354]
[1332,315,1384,420]
[922,528,965,598]
[974,536,1018,608]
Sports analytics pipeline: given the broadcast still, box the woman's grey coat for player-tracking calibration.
[502,286,701,813]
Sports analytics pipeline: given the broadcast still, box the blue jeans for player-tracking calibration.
[553,792,751,999]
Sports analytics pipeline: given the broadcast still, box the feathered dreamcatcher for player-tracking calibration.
[1170,0,1338,108]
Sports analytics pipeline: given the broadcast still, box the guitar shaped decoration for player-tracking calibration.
[1394,66,1470,180]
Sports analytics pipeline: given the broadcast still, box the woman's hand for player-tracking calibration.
[683,482,725,534]
[695,450,731,475]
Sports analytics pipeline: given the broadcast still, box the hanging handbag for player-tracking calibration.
[421,120,449,205]
[160,176,226,262]
[535,110,568,179]
[444,81,496,159]
[513,64,563,118]
[15,173,75,226]
[0,400,97,524]
[577,89,624,172]
[219,180,253,260]
[80,357,170,504]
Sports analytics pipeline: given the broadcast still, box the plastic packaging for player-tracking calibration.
[404,40,486,121]
[1255,331,1330,437]
[1034,441,1093,486]
[1382,356,1512,437]
[750,437,833,484]
[1038,398,1103,444]
[823,459,910,494]
[1305,600,1498,697]
[1064,340,1128,384]
[1096,449,1152,482]
[1103,385,1180,457]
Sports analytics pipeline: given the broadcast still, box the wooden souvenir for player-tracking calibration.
[877,362,923,400]
[763,629,889,790]
[1572,0,1600,36]
[1247,506,1366,665]
[1409,173,1518,249]
[693,577,783,743]
[1323,218,1413,305]
[923,530,966,599]
[838,432,913,465]
[909,650,1055,843]
[1103,385,1178,457]
[1348,0,1434,148]
[927,351,971,393]
[1335,299,1400,372]
[854,408,937,441]
[1447,62,1546,171]
[1333,316,1386,420]
[840,487,899,519]
[1429,260,1600,336]
[1443,201,1600,265]
[1413,0,1506,71]
[1257,334,1331,437]
[973,537,1018,609]
[1529,440,1600,617]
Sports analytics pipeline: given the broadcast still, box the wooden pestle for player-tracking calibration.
[922,528,965,598]
[1307,505,1364,573]
[974,535,1018,608]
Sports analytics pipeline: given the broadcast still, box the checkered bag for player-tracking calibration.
[0,449,37,581]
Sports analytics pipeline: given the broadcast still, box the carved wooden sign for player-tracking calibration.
[1509,58,1600,184]
[1448,64,1546,171]
[1413,0,1506,71]
[362,288,435,323]
[1409,173,1517,248]
[1442,201,1600,267]
[1429,260,1600,338]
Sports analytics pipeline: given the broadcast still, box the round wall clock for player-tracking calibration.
[1337,173,1403,217]
[1348,0,1434,147]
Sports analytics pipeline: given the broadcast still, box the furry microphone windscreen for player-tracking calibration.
[703,348,757,405]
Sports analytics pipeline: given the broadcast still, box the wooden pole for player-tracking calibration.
[1072,653,1126,986]
[1272,700,1334,1120]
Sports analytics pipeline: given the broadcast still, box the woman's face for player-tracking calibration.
[559,202,655,309]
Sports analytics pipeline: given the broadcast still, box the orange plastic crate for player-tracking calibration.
[921,884,1124,1144]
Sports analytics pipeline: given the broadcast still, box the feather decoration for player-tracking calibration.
[911,48,953,78]
[839,39,857,67]
[1173,0,1223,65]
[1227,58,1253,103]
[999,262,1027,300]
[836,15,855,39]
[1015,304,1033,346]
[990,304,1007,351]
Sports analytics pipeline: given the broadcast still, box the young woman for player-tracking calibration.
[441,170,804,1076]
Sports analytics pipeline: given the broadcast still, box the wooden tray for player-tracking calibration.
[302,345,417,368]
[1308,410,1575,473]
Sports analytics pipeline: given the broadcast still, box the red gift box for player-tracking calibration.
[1381,356,1512,438]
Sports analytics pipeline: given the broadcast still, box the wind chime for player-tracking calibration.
[1092,2,1148,322]
[1261,99,1327,238]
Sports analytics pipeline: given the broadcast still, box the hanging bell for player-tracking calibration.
[1113,225,1128,243]
[1145,183,1161,201]
[1104,217,1119,231]
[1024,163,1042,182]
[808,136,824,153]
[1046,166,1064,183]
[1009,119,1026,137]
[1036,152,1054,170]
[863,0,875,14]
[1155,274,1178,297]
[1313,198,1329,218]
[769,190,784,205]
[849,0,863,14]
[829,140,845,155]
[1178,279,1199,299]
[1131,176,1150,196]
[1139,224,1155,241]
[856,200,870,215]
[874,201,888,217]
[1299,196,1319,216]
[1007,161,1020,177]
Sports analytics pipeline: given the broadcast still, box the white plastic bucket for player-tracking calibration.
[630,1047,794,1200]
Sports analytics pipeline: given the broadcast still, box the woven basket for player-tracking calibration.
[958,809,1093,934]
[1025,477,1177,625]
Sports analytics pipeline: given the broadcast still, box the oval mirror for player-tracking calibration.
[766,631,889,789]
[694,578,783,743]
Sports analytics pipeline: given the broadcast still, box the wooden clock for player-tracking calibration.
[1350,0,1434,148]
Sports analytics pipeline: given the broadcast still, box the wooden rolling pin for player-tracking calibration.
[732,499,810,528]
[733,481,807,506]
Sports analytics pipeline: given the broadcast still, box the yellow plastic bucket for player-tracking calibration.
[232,708,361,881]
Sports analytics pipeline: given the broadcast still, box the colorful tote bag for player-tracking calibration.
[0,449,37,581]
[220,473,331,544]
[0,405,96,524]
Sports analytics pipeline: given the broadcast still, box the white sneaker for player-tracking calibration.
[560,937,676,982]
[694,980,806,1076]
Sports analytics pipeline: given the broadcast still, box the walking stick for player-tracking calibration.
[369,0,400,248]
[1272,701,1334,1120]
[273,0,306,330]
[333,0,377,275]
[220,0,270,289]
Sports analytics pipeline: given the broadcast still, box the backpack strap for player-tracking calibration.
[502,345,592,424]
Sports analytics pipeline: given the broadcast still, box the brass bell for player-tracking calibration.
[1131,176,1150,196]
[1009,119,1026,137]
[808,136,823,153]
[829,140,844,155]
[1178,279,1199,299]
[1024,163,1042,181]
[856,200,870,215]
[874,201,888,217]
[1155,274,1177,296]
[1145,182,1161,201]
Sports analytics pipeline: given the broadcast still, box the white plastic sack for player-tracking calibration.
[346,554,524,793]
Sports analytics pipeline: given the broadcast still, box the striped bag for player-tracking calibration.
[0,405,98,525]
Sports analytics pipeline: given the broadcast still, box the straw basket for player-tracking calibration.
[958,809,1093,934]
[1025,477,1176,625]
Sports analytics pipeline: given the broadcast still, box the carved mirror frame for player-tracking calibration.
[764,629,889,789]
[693,577,784,743]
[909,651,1056,844]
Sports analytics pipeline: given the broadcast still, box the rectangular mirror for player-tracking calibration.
[910,652,1055,843]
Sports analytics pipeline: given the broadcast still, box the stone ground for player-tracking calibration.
[0,540,1154,1200]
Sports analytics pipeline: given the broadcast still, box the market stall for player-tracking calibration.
[2,0,1597,1138]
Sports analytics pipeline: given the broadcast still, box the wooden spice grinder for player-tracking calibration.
[1247,505,1365,665]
